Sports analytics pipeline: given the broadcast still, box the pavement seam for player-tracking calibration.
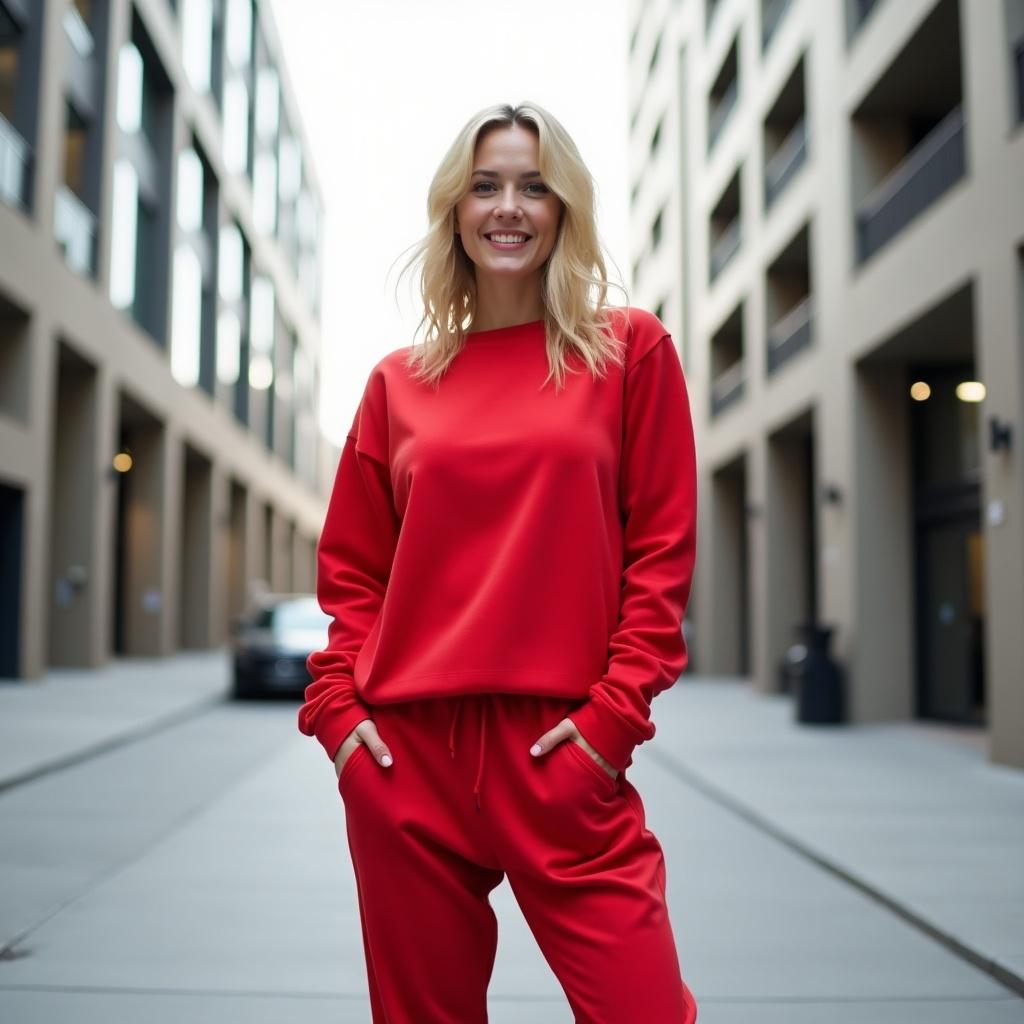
[647,744,1024,1001]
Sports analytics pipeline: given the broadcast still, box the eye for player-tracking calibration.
[470,181,550,194]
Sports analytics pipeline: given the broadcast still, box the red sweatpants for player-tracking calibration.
[336,691,699,1023]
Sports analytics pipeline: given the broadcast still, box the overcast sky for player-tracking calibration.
[267,0,633,446]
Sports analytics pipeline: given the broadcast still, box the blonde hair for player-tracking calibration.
[391,101,631,391]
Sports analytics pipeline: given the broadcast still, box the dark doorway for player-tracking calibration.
[911,362,985,725]
[0,482,23,677]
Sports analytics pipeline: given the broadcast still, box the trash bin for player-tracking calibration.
[784,622,845,724]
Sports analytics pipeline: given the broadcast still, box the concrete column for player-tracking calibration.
[976,254,1024,769]
[20,316,57,677]
[748,435,770,692]
[850,363,915,721]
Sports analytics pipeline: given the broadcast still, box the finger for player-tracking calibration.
[530,719,573,757]
[357,721,394,767]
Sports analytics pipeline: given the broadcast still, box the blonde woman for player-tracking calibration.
[298,101,699,1023]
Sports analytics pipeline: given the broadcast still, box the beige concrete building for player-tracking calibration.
[628,0,1024,767]
[0,0,337,679]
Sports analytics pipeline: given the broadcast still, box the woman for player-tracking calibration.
[298,101,699,1023]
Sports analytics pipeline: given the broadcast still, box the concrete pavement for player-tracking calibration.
[0,653,1021,1021]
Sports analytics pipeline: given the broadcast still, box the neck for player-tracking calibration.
[470,275,545,332]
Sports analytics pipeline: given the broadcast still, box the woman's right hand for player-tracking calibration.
[334,719,394,779]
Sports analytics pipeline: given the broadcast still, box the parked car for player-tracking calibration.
[231,593,331,699]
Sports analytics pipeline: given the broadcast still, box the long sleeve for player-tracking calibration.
[297,389,400,762]
[568,332,698,771]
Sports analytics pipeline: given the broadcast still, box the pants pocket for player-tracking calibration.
[337,742,371,796]
[562,737,620,794]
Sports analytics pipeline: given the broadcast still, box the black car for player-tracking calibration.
[231,593,331,699]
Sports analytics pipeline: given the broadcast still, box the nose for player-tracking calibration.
[494,184,522,218]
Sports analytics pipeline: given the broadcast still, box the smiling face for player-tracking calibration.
[453,125,563,285]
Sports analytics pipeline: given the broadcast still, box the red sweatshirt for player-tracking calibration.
[297,306,697,771]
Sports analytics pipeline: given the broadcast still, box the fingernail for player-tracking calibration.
[530,744,542,756]
[381,754,393,767]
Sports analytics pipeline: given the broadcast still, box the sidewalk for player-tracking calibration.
[651,680,1024,997]
[1,654,1021,1013]
[0,652,230,791]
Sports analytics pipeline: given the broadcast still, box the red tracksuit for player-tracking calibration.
[299,306,699,1022]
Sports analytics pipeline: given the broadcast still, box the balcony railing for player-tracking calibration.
[711,359,745,416]
[762,0,792,49]
[1015,36,1024,123]
[710,216,741,281]
[54,184,98,276]
[764,115,807,209]
[708,78,738,150]
[766,295,813,374]
[62,5,95,58]
[855,103,966,264]
[0,112,30,211]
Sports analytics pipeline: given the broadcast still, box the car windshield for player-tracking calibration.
[252,598,330,636]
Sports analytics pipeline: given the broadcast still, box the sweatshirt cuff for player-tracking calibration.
[315,700,375,763]
[567,697,648,772]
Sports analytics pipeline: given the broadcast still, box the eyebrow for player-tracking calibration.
[471,169,542,178]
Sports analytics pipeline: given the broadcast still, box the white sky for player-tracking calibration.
[267,0,633,446]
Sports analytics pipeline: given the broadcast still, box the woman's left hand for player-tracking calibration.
[530,718,619,780]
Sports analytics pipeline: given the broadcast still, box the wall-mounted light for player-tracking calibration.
[821,483,842,505]
[955,380,986,403]
[109,448,133,479]
[989,416,1013,452]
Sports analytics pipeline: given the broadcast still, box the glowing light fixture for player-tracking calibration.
[112,450,133,473]
[909,381,931,401]
[955,381,985,403]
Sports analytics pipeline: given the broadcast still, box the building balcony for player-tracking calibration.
[710,216,741,281]
[853,0,880,31]
[764,115,807,210]
[855,104,966,264]
[0,113,30,212]
[766,295,813,374]
[54,184,97,277]
[708,78,738,151]
[711,359,745,416]
[761,0,792,50]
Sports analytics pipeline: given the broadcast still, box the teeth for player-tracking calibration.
[488,234,528,243]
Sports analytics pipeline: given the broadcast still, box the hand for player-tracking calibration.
[334,719,394,780]
[529,718,619,780]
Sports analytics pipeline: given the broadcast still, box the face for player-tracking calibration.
[453,125,563,281]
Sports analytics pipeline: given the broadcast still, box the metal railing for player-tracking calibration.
[764,115,808,209]
[54,184,97,276]
[0,112,30,211]
[762,0,792,49]
[708,78,738,150]
[710,215,741,281]
[855,104,966,264]
[766,295,813,374]
[710,359,745,417]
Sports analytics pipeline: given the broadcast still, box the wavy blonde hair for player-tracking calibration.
[391,101,631,391]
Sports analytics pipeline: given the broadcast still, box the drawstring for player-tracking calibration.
[448,695,487,812]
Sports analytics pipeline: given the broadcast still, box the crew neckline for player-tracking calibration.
[464,318,545,342]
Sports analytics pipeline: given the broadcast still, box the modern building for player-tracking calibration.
[628,0,1024,768]
[0,0,336,679]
